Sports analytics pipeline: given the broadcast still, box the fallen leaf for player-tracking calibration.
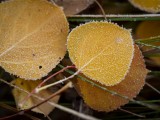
[12,78,60,115]
[136,21,160,39]
[129,0,160,13]
[68,21,134,86]
[136,21,160,65]
[76,45,148,112]
[0,0,69,80]
[54,0,94,15]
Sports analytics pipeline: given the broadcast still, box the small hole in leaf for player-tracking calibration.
[32,54,35,57]
[59,57,61,60]
[39,66,42,69]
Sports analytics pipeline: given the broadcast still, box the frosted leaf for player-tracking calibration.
[0,0,69,80]
[136,21,160,66]
[12,78,60,115]
[76,45,148,112]
[129,0,160,13]
[68,22,134,86]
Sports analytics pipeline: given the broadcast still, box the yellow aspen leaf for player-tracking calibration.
[67,22,134,86]
[136,21,160,39]
[129,0,160,13]
[136,21,160,65]
[0,0,69,80]
[76,45,148,112]
[12,78,60,115]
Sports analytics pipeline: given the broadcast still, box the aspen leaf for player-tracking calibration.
[55,0,95,15]
[136,21,160,39]
[0,0,69,80]
[129,0,160,13]
[136,21,160,65]
[68,22,134,86]
[76,45,148,112]
[12,78,60,115]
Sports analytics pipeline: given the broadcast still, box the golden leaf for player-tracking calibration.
[136,21,160,39]
[0,0,69,80]
[12,78,60,115]
[76,45,148,112]
[129,0,160,13]
[136,21,160,65]
[67,22,134,86]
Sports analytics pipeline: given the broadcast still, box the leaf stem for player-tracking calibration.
[20,65,75,105]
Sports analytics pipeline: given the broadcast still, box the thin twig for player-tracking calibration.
[20,65,75,105]
[119,108,145,118]
[35,70,79,92]
[146,82,160,95]
[46,116,52,120]
[29,82,73,111]
[0,79,99,120]
[0,82,72,120]
[94,0,107,20]
[0,103,41,120]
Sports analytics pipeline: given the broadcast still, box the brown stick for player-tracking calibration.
[0,82,72,120]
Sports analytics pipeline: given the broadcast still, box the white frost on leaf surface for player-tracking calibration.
[0,0,69,80]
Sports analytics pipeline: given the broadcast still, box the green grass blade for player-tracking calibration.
[67,14,160,22]
[136,36,160,43]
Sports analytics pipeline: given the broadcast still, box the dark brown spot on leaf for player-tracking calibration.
[39,66,42,69]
